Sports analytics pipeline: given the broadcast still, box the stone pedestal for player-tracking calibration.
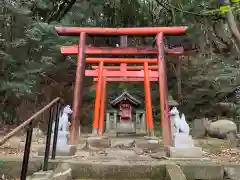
[38,145,76,156]
[174,134,194,148]
[168,133,203,158]
[91,128,98,136]
[168,146,203,158]
[117,121,135,134]
[135,110,146,134]
[38,131,76,156]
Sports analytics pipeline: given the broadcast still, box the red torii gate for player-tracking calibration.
[90,65,159,137]
[56,26,188,146]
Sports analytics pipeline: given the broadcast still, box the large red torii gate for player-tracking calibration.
[56,26,188,146]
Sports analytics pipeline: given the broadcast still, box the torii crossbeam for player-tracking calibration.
[56,26,188,147]
[61,46,184,55]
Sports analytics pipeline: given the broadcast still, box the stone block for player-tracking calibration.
[76,139,87,150]
[73,150,91,159]
[87,136,110,149]
[166,164,187,180]
[37,145,76,156]
[103,149,137,159]
[135,139,165,153]
[68,160,166,179]
[29,171,53,180]
[116,122,135,133]
[150,151,167,159]
[91,128,98,136]
[174,134,194,148]
[179,161,224,180]
[104,131,117,137]
[133,147,144,155]
[167,147,203,158]
[224,166,240,180]
[135,112,146,134]
[0,157,42,177]
[192,118,206,138]
[111,139,135,148]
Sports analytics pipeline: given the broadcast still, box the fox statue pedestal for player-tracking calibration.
[38,105,76,157]
[167,107,203,158]
[168,133,203,158]
[38,132,76,157]
[174,133,194,148]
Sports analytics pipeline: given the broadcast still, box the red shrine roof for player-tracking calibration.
[110,91,141,107]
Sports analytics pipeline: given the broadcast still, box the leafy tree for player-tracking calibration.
[1,0,240,125]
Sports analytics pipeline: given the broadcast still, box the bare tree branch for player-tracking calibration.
[55,0,78,22]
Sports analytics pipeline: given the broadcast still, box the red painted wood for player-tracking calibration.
[91,65,158,70]
[55,26,188,35]
[119,103,132,121]
[71,32,86,145]
[92,61,104,132]
[60,46,184,55]
[85,58,158,64]
[85,70,159,77]
[93,77,158,82]
[157,33,172,146]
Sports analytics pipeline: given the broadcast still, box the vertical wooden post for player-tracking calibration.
[156,33,172,146]
[120,36,128,47]
[92,61,104,135]
[99,78,106,136]
[143,62,154,136]
[92,81,99,135]
[71,32,86,145]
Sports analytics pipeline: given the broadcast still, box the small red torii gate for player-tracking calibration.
[56,26,188,146]
[91,65,159,137]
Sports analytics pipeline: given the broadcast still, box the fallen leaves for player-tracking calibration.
[0,148,21,156]
[204,147,240,163]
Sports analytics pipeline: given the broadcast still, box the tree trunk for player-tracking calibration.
[225,0,240,52]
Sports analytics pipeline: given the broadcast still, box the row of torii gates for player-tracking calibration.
[55,26,188,146]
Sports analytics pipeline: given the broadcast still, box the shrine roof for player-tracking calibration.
[110,91,141,107]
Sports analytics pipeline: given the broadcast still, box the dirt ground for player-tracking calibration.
[195,137,240,163]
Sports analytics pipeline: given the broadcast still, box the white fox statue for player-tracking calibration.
[52,105,73,148]
[169,107,190,136]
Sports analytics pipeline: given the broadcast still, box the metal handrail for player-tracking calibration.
[0,97,63,180]
[0,97,61,145]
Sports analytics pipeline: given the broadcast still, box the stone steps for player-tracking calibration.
[166,164,187,180]
[0,156,229,180]
[77,136,164,151]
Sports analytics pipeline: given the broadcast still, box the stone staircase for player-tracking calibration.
[74,136,168,158]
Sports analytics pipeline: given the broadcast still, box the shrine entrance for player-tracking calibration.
[56,26,188,146]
